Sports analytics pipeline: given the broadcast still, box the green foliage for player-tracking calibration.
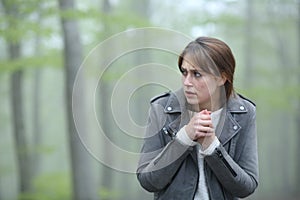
[0,50,62,73]
[104,11,151,28]
[0,165,13,176]
[240,85,299,110]
[98,187,121,200]
[0,18,53,43]
[32,145,57,155]
[0,0,55,43]
[18,172,71,200]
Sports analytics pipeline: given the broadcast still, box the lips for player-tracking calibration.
[184,91,196,96]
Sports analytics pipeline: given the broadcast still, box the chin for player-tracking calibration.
[186,98,199,106]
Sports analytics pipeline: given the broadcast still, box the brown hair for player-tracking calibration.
[178,36,235,100]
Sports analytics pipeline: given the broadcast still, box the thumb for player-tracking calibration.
[202,109,211,115]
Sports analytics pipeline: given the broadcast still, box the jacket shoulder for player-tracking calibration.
[237,93,256,107]
[150,91,171,104]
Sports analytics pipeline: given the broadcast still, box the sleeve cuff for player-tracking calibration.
[176,126,198,146]
[199,137,220,156]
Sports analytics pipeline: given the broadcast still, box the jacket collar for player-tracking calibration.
[163,88,185,114]
[163,89,248,113]
[226,94,248,114]
[215,94,248,145]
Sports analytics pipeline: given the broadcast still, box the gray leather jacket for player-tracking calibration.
[137,89,259,200]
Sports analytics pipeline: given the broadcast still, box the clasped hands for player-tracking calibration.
[185,109,216,150]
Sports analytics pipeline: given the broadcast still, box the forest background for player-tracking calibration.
[0,0,299,199]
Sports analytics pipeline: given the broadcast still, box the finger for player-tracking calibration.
[195,132,214,139]
[194,113,211,121]
[194,131,214,141]
[200,114,211,120]
[194,132,206,138]
[203,109,210,115]
[203,132,214,137]
[194,119,213,127]
[200,109,212,115]
[195,126,214,133]
[195,111,211,117]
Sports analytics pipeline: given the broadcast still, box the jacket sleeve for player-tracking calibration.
[136,103,191,192]
[205,107,259,198]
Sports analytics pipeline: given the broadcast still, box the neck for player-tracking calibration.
[190,92,225,112]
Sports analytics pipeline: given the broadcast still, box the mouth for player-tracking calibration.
[184,91,197,96]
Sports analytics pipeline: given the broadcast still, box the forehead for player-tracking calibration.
[181,53,205,71]
[181,59,197,70]
[181,50,220,75]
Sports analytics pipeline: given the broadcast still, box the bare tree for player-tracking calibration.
[58,0,97,199]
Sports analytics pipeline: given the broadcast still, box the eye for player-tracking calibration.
[194,71,202,78]
[180,67,187,76]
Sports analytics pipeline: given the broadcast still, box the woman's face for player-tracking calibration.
[180,58,225,111]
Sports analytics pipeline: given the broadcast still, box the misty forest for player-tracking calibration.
[0,0,299,199]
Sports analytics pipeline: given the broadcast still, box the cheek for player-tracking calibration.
[194,78,218,98]
[194,79,209,91]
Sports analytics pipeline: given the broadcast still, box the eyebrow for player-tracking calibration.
[181,66,203,73]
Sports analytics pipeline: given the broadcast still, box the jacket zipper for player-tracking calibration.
[216,149,237,177]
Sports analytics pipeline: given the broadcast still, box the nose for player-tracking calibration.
[183,74,192,86]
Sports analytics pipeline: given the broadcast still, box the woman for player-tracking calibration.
[136,36,259,200]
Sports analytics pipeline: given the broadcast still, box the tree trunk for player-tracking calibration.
[244,0,254,87]
[265,1,293,194]
[99,0,114,196]
[1,0,33,194]
[130,1,152,199]
[10,46,32,194]
[10,67,32,194]
[296,0,300,195]
[32,11,42,180]
[58,0,97,199]
[11,70,32,194]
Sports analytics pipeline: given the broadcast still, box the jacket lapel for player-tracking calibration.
[217,95,247,145]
